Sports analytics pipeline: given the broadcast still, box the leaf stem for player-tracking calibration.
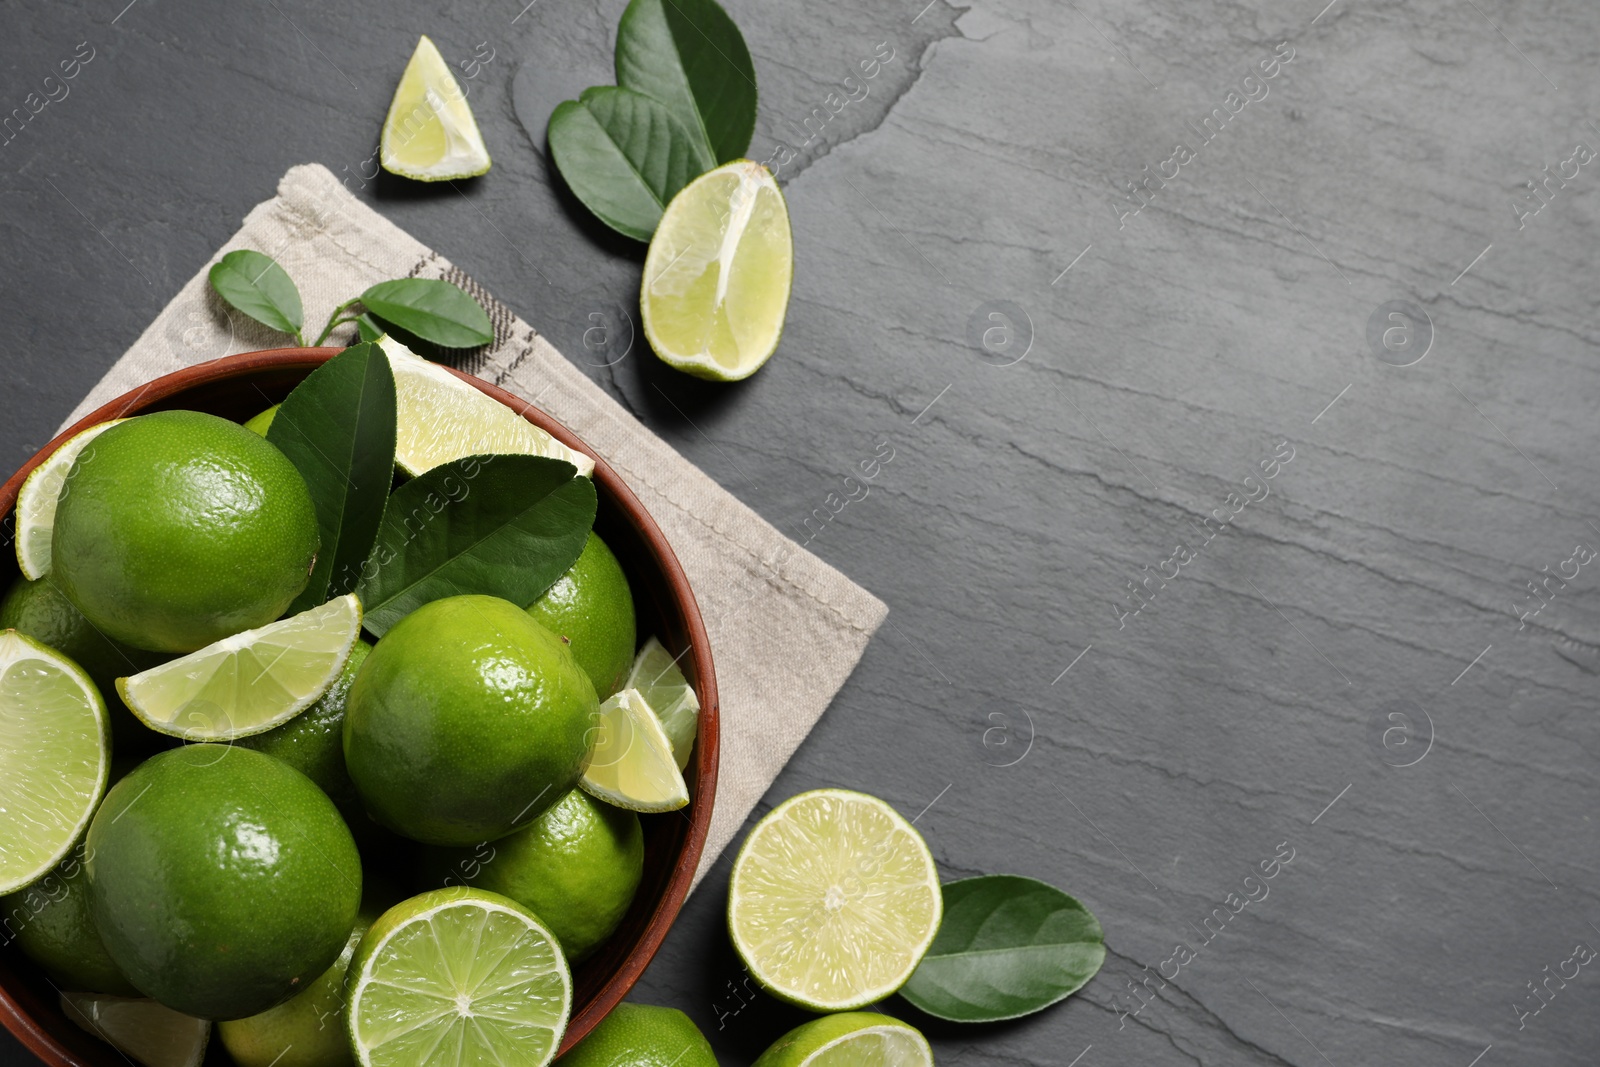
[314,299,363,346]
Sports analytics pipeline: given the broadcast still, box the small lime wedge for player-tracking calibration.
[15,419,126,579]
[117,594,361,741]
[0,631,109,894]
[380,35,490,181]
[753,1013,933,1067]
[642,160,793,381]
[60,994,210,1067]
[580,688,689,813]
[345,887,570,1067]
[728,789,942,1011]
[626,637,699,770]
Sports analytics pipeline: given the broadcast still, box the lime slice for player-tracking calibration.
[380,35,490,181]
[642,160,793,381]
[579,688,689,813]
[61,994,210,1067]
[0,632,109,894]
[15,419,127,579]
[117,594,362,741]
[626,637,699,770]
[728,789,942,1011]
[752,1013,933,1067]
[376,335,595,478]
[345,887,570,1067]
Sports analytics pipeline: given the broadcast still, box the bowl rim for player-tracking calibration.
[0,346,719,1062]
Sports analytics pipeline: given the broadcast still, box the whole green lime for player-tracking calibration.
[240,639,371,811]
[51,410,319,653]
[343,595,596,847]
[85,745,362,1020]
[424,788,641,961]
[0,845,138,995]
[558,1003,716,1067]
[526,532,636,699]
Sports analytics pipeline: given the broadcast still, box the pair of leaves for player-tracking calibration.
[899,875,1106,1023]
[209,250,493,349]
[548,0,756,241]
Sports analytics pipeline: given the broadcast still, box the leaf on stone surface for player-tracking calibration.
[615,0,757,164]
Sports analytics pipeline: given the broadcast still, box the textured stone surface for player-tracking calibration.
[3,0,1599,1064]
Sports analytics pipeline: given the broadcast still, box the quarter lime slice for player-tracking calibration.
[0,631,109,894]
[15,419,126,579]
[642,160,793,381]
[345,887,570,1067]
[380,35,491,181]
[61,994,210,1067]
[117,594,361,741]
[752,1013,933,1067]
[728,789,942,1011]
[376,336,595,478]
[579,688,689,813]
[626,637,699,770]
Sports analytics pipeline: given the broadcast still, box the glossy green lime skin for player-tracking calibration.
[424,788,642,961]
[51,410,319,653]
[242,405,279,436]
[343,596,597,847]
[558,1003,717,1067]
[240,640,371,811]
[0,846,138,995]
[526,532,636,699]
[85,745,362,1020]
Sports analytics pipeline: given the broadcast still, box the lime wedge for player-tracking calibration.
[626,637,699,770]
[728,789,942,1011]
[642,160,793,381]
[380,35,490,181]
[117,594,361,741]
[375,335,595,478]
[61,994,209,1067]
[15,419,126,579]
[345,887,570,1067]
[579,688,689,813]
[0,631,109,894]
[753,1013,933,1067]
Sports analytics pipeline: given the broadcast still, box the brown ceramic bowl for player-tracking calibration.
[0,348,718,1065]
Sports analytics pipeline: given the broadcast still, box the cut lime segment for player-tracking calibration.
[60,994,210,1067]
[117,594,361,741]
[15,419,126,579]
[375,335,595,478]
[752,1012,933,1067]
[381,35,490,181]
[580,688,689,813]
[642,160,792,381]
[345,887,570,1067]
[729,789,942,1012]
[626,636,699,770]
[0,631,109,894]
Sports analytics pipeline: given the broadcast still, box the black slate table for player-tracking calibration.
[4,1,1598,1064]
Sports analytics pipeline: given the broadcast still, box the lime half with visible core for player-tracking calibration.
[626,636,699,770]
[381,35,490,181]
[14,418,126,579]
[579,688,689,813]
[728,789,942,1012]
[642,159,792,381]
[0,631,109,894]
[752,1013,932,1067]
[61,993,209,1067]
[345,887,570,1067]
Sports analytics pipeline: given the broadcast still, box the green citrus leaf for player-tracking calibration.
[267,343,397,614]
[899,875,1106,1023]
[208,250,304,339]
[357,279,493,349]
[548,86,715,242]
[615,0,756,164]
[355,454,596,636]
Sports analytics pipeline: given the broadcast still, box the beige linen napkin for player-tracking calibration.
[63,163,888,887]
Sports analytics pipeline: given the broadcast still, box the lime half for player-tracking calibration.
[729,789,942,1011]
[752,1013,933,1067]
[579,688,689,813]
[376,336,594,478]
[0,631,109,894]
[381,35,490,181]
[61,993,210,1067]
[345,887,570,1067]
[15,419,126,579]
[642,160,793,381]
[626,637,699,770]
[117,594,361,741]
